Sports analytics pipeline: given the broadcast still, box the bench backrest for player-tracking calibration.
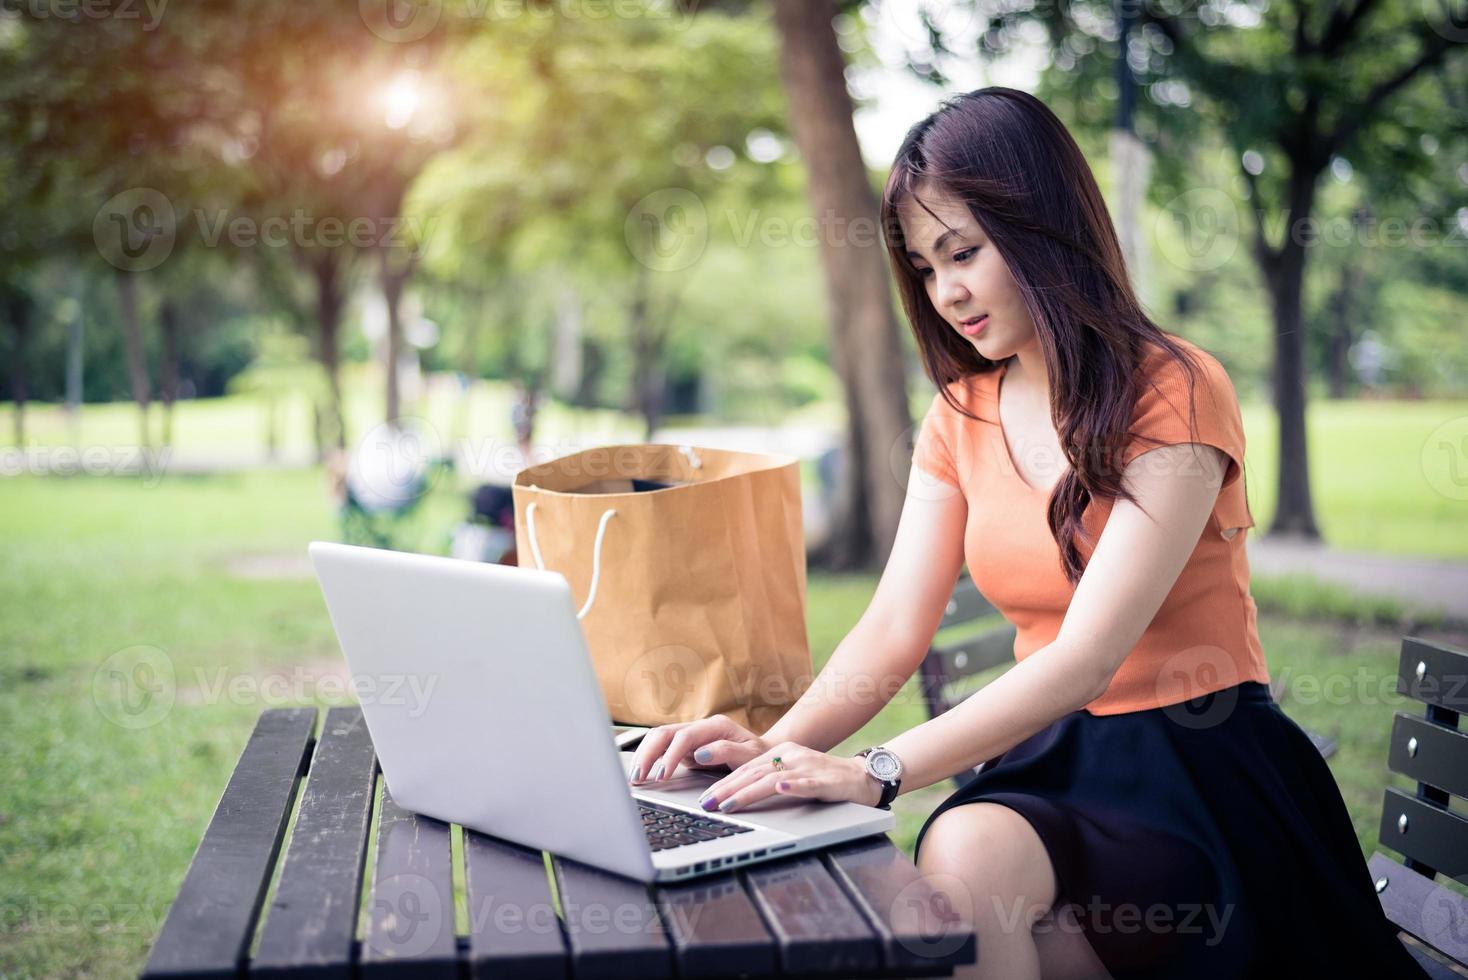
[1369,636,1468,973]
[918,576,1017,787]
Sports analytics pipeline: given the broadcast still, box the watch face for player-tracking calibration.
[866,748,902,782]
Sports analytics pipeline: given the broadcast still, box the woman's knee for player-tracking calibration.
[917,803,1059,934]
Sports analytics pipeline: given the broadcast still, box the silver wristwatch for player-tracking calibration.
[857,746,904,810]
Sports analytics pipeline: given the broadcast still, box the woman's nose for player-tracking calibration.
[937,273,969,309]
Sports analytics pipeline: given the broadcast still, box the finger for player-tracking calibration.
[772,773,838,801]
[689,738,754,770]
[628,723,688,783]
[702,744,801,807]
[712,770,785,814]
[647,715,740,783]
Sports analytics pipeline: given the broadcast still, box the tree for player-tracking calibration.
[953,0,1468,539]
[773,0,912,569]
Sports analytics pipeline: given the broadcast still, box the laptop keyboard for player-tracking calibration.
[638,800,755,851]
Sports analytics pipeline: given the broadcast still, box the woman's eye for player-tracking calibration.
[954,247,977,263]
[915,267,933,280]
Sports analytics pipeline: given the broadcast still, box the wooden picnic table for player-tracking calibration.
[140,706,977,979]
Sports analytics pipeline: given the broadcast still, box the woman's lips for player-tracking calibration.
[960,315,989,337]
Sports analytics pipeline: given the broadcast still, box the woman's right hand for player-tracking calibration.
[628,714,769,785]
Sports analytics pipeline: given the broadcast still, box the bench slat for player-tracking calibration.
[1388,713,1468,800]
[938,578,997,630]
[143,707,316,980]
[1397,638,1468,713]
[655,871,778,978]
[551,857,672,979]
[1379,788,1468,881]
[743,854,881,974]
[360,784,458,979]
[252,707,376,979]
[823,836,977,973]
[930,627,1017,681]
[463,834,569,980]
[1368,852,1468,967]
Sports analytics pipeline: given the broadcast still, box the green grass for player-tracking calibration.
[5,376,1467,558]
[3,467,1462,978]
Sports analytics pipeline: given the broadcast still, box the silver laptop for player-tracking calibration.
[308,541,893,882]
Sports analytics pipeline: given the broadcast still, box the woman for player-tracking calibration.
[628,88,1422,979]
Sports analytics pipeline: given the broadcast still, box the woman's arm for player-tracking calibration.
[883,442,1230,793]
[759,461,970,752]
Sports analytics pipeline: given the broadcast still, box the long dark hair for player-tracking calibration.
[880,87,1204,586]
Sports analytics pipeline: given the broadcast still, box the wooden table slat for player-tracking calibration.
[551,856,672,979]
[743,854,882,975]
[251,707,377,980]
[655,871,779,978]
[142,707,316,980]
[360,783,458,980]
[463,833,569,980]
[824,837,976,974]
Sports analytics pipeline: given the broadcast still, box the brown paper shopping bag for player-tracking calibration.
[511,444,813,735]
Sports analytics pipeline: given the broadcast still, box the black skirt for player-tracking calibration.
[912,681,1427,978]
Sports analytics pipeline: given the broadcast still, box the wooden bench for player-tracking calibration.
[917,576,1019,789]
[1369,636,1468,979]
[140,706,976,979]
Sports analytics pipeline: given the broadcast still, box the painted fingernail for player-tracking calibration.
[701,795,719,812]
[777,781,790,792]
[693,747,712,763]
[630,765,642,783]
[649,761,666,781]
[718,798,739,813]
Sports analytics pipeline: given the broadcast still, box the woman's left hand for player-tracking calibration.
[696,741,881,814]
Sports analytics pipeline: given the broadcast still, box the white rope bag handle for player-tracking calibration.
[524,499,617,620]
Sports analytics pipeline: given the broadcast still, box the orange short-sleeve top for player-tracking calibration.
[911,336,1270,716]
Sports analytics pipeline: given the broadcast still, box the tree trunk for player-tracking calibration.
[628,262,665,440]
[308,248,348,456]
[1325,244,1362,399]
[116,270,152,448]
[5,288,32,446]
[378,246,416,428]
[159,300,180,447]
[773,0,912,570]
[1257,164,1321,539]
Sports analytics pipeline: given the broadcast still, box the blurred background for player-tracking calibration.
[1,1,1465,976]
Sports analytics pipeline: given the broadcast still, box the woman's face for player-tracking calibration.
[896,182,1036,362]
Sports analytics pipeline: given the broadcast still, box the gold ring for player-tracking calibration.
[772,756,786,771]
